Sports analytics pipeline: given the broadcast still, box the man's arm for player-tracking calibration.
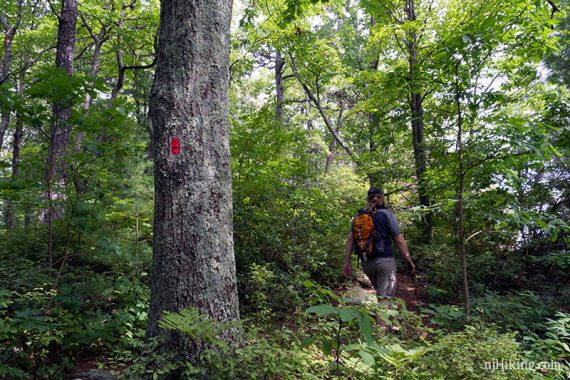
[343,232,353,278]
[393,233,416,275]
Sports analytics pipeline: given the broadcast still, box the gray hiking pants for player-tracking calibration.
[362,257,396,298]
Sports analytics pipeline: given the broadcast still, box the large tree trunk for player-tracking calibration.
[45,0,78,265]
[49,0,78,168]
[405,0,433,241]
[147,0,240,362]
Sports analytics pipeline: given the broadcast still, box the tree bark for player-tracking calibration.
[147,0,240,363]
[366,16,382,187]
[325,107,344,174]
[47,0,78,187]
[0,0,23,152]
[405,0,433,241]
[6,68,25,229]
[110,0,135,100]
[46,0,78,265]
[454,68,470,320]
[5,117,23,229]
[325,128,339,174]
[80,12,108,109]
[275,51,285,122]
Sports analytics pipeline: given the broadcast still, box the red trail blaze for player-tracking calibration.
[171,137,181,155]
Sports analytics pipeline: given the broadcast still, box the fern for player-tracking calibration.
[158,307,232,347]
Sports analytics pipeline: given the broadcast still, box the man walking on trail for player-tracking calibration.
[343,187,416,300]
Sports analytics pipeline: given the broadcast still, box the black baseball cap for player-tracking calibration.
[367,186,384,198]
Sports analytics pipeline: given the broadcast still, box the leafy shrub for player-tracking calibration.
[525,251,570,302]
[410,241,461,303]
[421,303,466,331]
[523,312,570,379]
[0,248,149,379]
[240,262,307,322]
[472,290,553,335]
[117,336,179,380]
[414,326,525,380]
[146,307,325,379]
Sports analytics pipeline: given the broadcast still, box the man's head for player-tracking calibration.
[367,186,384,205]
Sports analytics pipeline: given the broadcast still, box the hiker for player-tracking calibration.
[343,187,416,300]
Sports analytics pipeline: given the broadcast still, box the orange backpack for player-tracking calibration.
[352,210,376,261]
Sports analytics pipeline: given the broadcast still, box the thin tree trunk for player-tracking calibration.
[325,108,344,174]
[46,0,78,266]
[325,128,339,174]
[405,0,432,241]
[367,112,382,186]
[24,207,31,228]
[275,51,285,122]
[454,69,470,319]
[6,117,23,228]
[74,16,108,194]
[366,15,383,187]
[110,1,134,100]
[6,68,26,228]
[93,1,134,145]
[0,0,23,151]
[98,1,154,144]
[81,13,108,109]
[289,55,355,160]
[147,0,240,363]
[0,36,12,150]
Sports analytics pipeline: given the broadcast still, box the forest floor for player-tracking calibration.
[337,269,435,335]
[338,269,430,312]
[394,273,430,312]
[67,271,432,379]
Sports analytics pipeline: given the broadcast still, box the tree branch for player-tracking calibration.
[289,53,356,160]
[12,0,24,32]
[546,0,560,18]
[0,14,9,31]
[46,0,61,20]
[464,150,531,175]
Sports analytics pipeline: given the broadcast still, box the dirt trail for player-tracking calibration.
[395,273,429,312]
[338,270,430,312]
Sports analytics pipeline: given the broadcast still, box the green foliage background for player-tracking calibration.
[0,0,568,378]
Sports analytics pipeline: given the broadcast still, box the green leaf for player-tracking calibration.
[338,308,358,322]
[306,304,338,317]
[300,336,314,349]
[303,280,316,288]
[386,309,400,317]
[359,349,375,365]
[321,338,332,356]
[359,312,374,344]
